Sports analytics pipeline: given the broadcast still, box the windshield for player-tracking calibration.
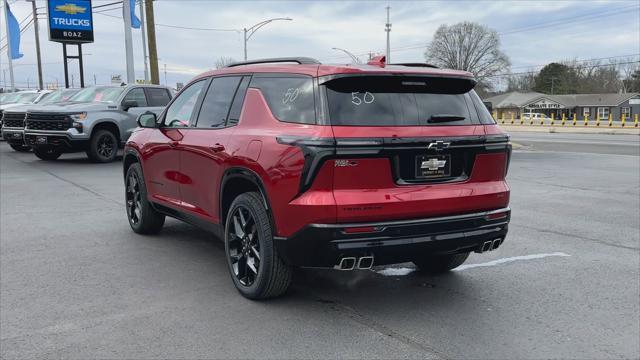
[38,89,81,105]
[6,93,40,104]
[69,87,124,103]
[324,76,482,126]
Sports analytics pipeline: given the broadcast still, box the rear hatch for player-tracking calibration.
[321,74,510,222]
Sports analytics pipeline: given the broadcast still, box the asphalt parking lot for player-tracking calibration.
[1,132,639,359]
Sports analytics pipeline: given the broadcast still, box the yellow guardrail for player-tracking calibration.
[492,111,639,128]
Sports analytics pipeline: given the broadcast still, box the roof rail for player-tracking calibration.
[389,63,439,69]
[226,57,321,68]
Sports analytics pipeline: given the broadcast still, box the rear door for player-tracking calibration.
[322,75,508,222]
[178,75,250,223]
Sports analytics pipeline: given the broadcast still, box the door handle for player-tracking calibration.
[209,143,225,152]
[168,140,179,148]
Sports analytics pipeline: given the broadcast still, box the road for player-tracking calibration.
[1,132,639,359]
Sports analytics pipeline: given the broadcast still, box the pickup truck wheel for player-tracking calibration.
[87,129,118,163]
[33,146,61,161]
[224,192,292,299]
[125,163,165,234]
[9,144,31,152]
[413,252,470,274]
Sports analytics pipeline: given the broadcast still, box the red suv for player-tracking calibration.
[123,57,511,299]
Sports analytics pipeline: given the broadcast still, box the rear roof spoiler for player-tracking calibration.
[226,57,321,67]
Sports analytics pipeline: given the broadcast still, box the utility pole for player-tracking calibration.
[385,5,391,63]
[145,0,160,84]
[139,0,149,83]
[123,0,135,83]
[3,0,16,91]
[26,0,43,89]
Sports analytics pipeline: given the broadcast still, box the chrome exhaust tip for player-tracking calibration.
[491,238,502,250]
[481,241,492,253]
[334,257,357,271]
[357,256,374,270]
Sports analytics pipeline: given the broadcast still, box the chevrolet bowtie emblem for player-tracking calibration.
[421,158,447,171]
[427,140,450,151]
[55,3,87,15]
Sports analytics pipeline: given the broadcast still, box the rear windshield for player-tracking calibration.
[324,76,482,126]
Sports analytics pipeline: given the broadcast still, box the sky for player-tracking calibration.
[1,0,639,90]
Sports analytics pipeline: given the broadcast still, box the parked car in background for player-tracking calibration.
[23,85,173,162]
[0,90,52,121]
[1,89,81,152]
[123,57,512,299]
[521,112,551,122]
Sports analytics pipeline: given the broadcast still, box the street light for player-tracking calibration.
[331,47,362,64]
[243,17,293,61]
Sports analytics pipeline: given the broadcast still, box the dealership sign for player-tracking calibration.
[47,0,94,43]
[524,98,565,109]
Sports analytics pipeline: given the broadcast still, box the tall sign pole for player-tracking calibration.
[28,0,44,89]
[144,0,159,84]
[385,5,391,63]
[139,0,149,83]
[122,0,135,83]
[3,0,16,91]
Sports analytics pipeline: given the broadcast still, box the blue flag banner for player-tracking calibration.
[130,0,141,29]
[6,2,24,59]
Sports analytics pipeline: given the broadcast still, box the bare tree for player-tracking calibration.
[214,56,237,69]
[425,22,510,91]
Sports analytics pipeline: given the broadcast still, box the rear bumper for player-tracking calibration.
[274,208,510,267]
[1,128,25,145]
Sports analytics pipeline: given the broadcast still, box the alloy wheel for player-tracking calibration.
[227,206,261,286]
[97,134,115,158]
[126,172,142,225]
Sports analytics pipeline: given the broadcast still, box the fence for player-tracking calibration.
[492,111,639,128]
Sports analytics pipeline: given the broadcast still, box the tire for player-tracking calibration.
[33,146,61,161]
[125,162,165,234]
[224,192,292,299]
[9,143,31,152]
[413,252,470,274]
[87,129,118,163]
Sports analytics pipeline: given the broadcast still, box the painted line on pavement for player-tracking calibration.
[376,252,571,276]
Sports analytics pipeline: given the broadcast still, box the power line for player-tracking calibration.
[321,4,639,61]
[486,60,640,79]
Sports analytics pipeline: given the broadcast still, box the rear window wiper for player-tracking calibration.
[427,114,466,123]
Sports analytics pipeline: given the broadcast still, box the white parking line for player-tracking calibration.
[453,252,571,271]
[376,252,571,276]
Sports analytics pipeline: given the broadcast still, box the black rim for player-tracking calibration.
[126,172,142,225]
[97,134,115,158]
[227,206,260,286]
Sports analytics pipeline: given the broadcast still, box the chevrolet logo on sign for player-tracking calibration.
[55,3,86,14]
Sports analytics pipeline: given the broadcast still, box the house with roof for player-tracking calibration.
[484,91,639,121]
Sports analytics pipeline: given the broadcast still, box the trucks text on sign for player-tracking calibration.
[47,0,94,43]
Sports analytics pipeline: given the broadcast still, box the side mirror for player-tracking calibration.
[137,111,158,128]
[122,99,138,111]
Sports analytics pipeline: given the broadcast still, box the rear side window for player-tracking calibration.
[146,88,172,107]
[250,77,316,124]
[324,76,477,126]
[196,76,242,128]
[469,90,496,124]
[227,76,251,125]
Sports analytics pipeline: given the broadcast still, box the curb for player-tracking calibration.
[499,125,640,135]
